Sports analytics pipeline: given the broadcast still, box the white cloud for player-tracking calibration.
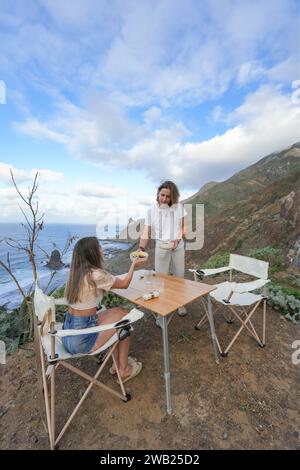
[76,183,127,198]
[237,61,264,86]
[0,162,28,184]
[13,85,300,190]
[35,169,64,183]
[1,0,300,222]
[15,119,68,144]
[0,187,20,201]
[0,162,64,184]
[1,0,299,107]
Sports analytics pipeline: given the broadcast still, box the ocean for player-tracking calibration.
[0,223,132,309]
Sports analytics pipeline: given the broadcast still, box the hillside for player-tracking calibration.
[185,142,300,218]
[184,143,300,278]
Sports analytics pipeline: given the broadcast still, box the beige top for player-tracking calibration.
[69,268,116,310]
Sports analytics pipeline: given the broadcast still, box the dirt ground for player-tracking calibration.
[0,294,299,450]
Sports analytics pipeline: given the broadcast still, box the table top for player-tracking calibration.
[111,270,216,316]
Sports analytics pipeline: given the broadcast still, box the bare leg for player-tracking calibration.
[91,307,133,378]
[116,335,132,377]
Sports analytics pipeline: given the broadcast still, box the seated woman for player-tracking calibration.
[63,236,146,383]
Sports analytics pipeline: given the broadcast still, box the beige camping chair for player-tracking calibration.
[189,254,270,356]
[33,283,144,450]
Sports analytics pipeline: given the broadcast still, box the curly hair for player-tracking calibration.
[156,180,180,206]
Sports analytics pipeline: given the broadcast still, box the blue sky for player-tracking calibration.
[0,0,300,224]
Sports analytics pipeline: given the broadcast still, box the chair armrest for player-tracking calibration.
[54,307,144,337]
[232,279,270,293]
[189,267,230,277]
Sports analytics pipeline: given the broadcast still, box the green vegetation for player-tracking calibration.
[234,239,243,251]
[177,331,195,343]
[267,282,300,324]
[202,252,230,269]
[248,245,285,273]
[102,291,127,308]
[281,287,300,300]
[0,300,31,354]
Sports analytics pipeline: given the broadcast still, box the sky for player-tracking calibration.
[0,0,300,225]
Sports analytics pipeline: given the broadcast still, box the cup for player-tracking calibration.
[153,276,165,292]
[145,270,154,289]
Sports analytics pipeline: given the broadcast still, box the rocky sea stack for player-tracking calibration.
[46,249,64,269]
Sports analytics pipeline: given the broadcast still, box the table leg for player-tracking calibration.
[161,316,172,415]
[207,295,220,364]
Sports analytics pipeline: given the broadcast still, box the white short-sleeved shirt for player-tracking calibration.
[69,268,115,310]
[145,203,187,241]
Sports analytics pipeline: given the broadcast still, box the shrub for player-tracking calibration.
[266,282,300,324]
[0,301,31,355]
[202,252,230,269]
[249,245,285,273]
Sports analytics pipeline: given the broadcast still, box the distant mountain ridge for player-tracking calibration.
[184,142,300,218]
[184,142,300,269]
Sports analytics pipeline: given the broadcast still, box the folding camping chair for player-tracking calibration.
[33,283,144,450]
[189,254,270,356]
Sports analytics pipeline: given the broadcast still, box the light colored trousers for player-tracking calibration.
[155,240,185,277]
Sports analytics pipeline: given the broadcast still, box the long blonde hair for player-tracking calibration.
[65,237,104,304]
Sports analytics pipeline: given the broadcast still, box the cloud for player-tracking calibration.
[0,187,145,225]
[0,162,64,184]
[0,162,29,184]
[36,169,64,183]
[15,119,68,144]
[0,187,20,201]
[1,0,299,107]
[236,61,265,86]
[76,183,128,198]
[2,0,300,218]
[13,84,300,190]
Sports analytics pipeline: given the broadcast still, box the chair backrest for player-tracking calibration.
[33,283,56,325]
[229,254,269,279]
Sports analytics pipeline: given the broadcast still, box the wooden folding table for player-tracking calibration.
[112,271,218,415]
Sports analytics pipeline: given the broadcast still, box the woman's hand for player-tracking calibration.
[132,257,147,268]
[171,239,181,250]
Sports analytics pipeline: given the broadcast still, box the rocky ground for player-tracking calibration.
[1,276,299,450]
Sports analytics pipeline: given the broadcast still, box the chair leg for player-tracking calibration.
[50,366,56,447]
[39,340,54,450]
[239,307,262,344]
[262,299,266,345]
[223,302,262,355]
[195,312,208,329]
[54,343,129,447]
[227,306,260,344]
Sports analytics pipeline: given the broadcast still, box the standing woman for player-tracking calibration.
[139,181,188,316]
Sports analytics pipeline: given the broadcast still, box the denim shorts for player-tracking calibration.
[62,312,99,354]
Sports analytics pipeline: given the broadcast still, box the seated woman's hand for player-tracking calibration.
[130,250,149,265]
[132,256,148,268]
